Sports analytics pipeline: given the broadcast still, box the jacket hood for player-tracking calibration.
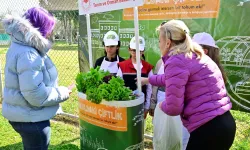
[2,15,51,53]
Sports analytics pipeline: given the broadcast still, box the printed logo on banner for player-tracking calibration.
[79,0,144,14]
[217,36,250,111]
[90,19,155,56]
[81,0,91,11]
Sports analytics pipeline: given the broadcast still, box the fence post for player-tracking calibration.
[0,60,3,103]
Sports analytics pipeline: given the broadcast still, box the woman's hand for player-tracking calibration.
[68,84,76,94]
[159,101,163,110]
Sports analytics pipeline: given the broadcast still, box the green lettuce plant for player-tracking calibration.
[76,67,136,104]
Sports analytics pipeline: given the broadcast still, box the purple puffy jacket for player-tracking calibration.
[149,52,231,133]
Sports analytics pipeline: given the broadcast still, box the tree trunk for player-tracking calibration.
[69,19,73,45]
[63,13,68,43]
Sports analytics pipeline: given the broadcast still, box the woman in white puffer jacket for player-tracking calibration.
[2,7,71,150]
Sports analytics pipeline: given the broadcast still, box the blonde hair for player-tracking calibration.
[157,20,204,59]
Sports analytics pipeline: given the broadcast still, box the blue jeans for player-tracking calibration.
[9,120,51,150]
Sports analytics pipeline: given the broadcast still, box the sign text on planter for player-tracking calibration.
[79,98,128,131]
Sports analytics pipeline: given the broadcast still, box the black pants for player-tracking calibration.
[186,111,236,150]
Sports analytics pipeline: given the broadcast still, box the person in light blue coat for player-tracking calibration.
[2,7,71,150]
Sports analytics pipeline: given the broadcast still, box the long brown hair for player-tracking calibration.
[200,44,227,82]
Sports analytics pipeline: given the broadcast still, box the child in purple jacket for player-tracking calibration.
[142,20,236,150]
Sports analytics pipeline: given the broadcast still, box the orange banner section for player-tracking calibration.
[79,98,127,131]
[123,0,220,20]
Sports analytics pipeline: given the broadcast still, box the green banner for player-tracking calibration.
[79,0,250,112]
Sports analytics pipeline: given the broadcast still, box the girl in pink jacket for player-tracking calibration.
[143,20,236,150]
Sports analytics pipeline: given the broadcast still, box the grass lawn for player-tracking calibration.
[0,111,80,150]
[230,110,250,150]
[0,110,249,150]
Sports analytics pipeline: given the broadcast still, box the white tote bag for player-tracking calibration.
[153,103,183,150]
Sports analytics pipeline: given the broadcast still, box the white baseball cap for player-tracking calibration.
[192,32,219,48]
[103,31,119,46]
[129,36,145,51]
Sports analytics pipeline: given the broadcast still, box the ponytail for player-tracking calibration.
[161,20,204,59]
[186,34,203,59]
